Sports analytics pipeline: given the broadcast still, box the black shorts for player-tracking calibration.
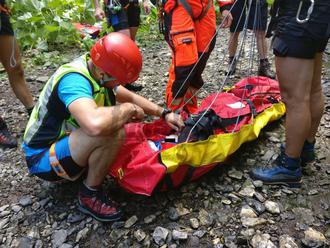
[273,35,329,59]
[0,12,14,36]
[105,2,141,31]
[230,0,268,33]
[273,16,330,59]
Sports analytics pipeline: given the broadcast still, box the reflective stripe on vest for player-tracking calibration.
[24,54,114,147]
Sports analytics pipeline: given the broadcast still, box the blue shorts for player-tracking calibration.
[25,136,84,182]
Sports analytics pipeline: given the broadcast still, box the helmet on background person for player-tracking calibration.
[90,32,142,84]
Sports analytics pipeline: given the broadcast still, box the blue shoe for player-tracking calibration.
[250,153,302,188]
[280,140,315,167]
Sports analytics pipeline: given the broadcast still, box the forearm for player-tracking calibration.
[117,86,163,117]
[89,103,136,135]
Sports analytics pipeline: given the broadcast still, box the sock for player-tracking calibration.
[81,180,101,193]
[284,154,301,169]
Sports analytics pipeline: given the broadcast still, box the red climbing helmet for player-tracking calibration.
[90,32,142,83]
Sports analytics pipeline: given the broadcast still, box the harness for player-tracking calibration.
[158,0,213,33]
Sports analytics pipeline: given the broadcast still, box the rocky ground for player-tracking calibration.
[0,29,329,248]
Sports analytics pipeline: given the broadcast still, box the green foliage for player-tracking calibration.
[138,6,163,44]
[10,0,95,50]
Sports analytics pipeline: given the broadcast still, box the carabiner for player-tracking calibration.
[296,0,314,24]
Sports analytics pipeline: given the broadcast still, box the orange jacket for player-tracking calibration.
[217,0,234,12]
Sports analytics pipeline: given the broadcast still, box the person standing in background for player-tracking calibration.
[0,0,34,148]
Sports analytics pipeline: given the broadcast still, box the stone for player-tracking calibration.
[240,205,257,218]
[152,227,169,246]
[292,208,315,225]
[109,229,128,242]
[27,226,40,239]
[225,235,237,248]
[279,235,298,248]
[124,215,138,228]
[17,237,33,248]
[261,150,276,161]
[67,213,85,223]
[12,205,22,213]
[0,218,9,229]
[198,209,214,226]
[254,192,266,202]
[75,227,89,242]
[19,195,33,207]
[144,214,156,224]
[241,217,267,227]
[240,229,255,238]
[239,186,255,197]
[221,199,231,205]
[251,233,276,248]
[189,218,199,229]
[186,236,200,247]
[36,76,49,83]
[193,230,207,238]
[52,229,67,248]
[228,169,243,180]
[168,207,180,221]
[59,244,73,248]
[252,180,263,188]
[134,229,146,242]
[302,228,326,247]
[172,230,188,240]
[249,200,265,214]
[265,200,280,214]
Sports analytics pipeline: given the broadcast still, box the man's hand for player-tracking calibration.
[220,10,233,28]
[143,0,151,15]
[129,104,145,122]
[95,7,105,21]
[165,112,185,132]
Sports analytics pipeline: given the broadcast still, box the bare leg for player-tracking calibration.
[307,52,324,142]
[228,32,240,57]
[117,29,131,39]
[255,30,267,59]
[0,35,34,109]
[129,27,138,41]
[69,128,125,187]
[275,56,314,158]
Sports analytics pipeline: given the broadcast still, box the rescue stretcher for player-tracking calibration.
[109,76,285,195]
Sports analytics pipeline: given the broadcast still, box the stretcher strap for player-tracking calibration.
[178,0,212,21]
[49,143,71,180]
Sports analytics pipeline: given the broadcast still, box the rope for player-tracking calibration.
[185,0,257,142]
[169,1,239,109]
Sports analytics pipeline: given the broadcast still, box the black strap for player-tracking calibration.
[246,99,257,116]
[106,88,116,106]
[178,0,212,21]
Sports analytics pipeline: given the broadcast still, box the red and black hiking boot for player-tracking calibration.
[0,117,17,149]
[78,183,123,222]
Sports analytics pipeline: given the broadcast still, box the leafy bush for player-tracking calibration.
[10,0,95,50]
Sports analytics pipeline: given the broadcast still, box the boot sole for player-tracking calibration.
[78,205,123,222]
[262,180,302,188]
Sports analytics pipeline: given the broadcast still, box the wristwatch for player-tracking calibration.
[161,108,172,119]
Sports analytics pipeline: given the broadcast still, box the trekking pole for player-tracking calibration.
[296,0,314,24]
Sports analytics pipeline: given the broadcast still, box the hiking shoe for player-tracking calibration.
[280,141,315,167]
[125,83,143,92]
[0,118,17,149]
[227,56,237,76]
[78,183,123,222]
[249,153,302,188]
[258,59,275,79]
